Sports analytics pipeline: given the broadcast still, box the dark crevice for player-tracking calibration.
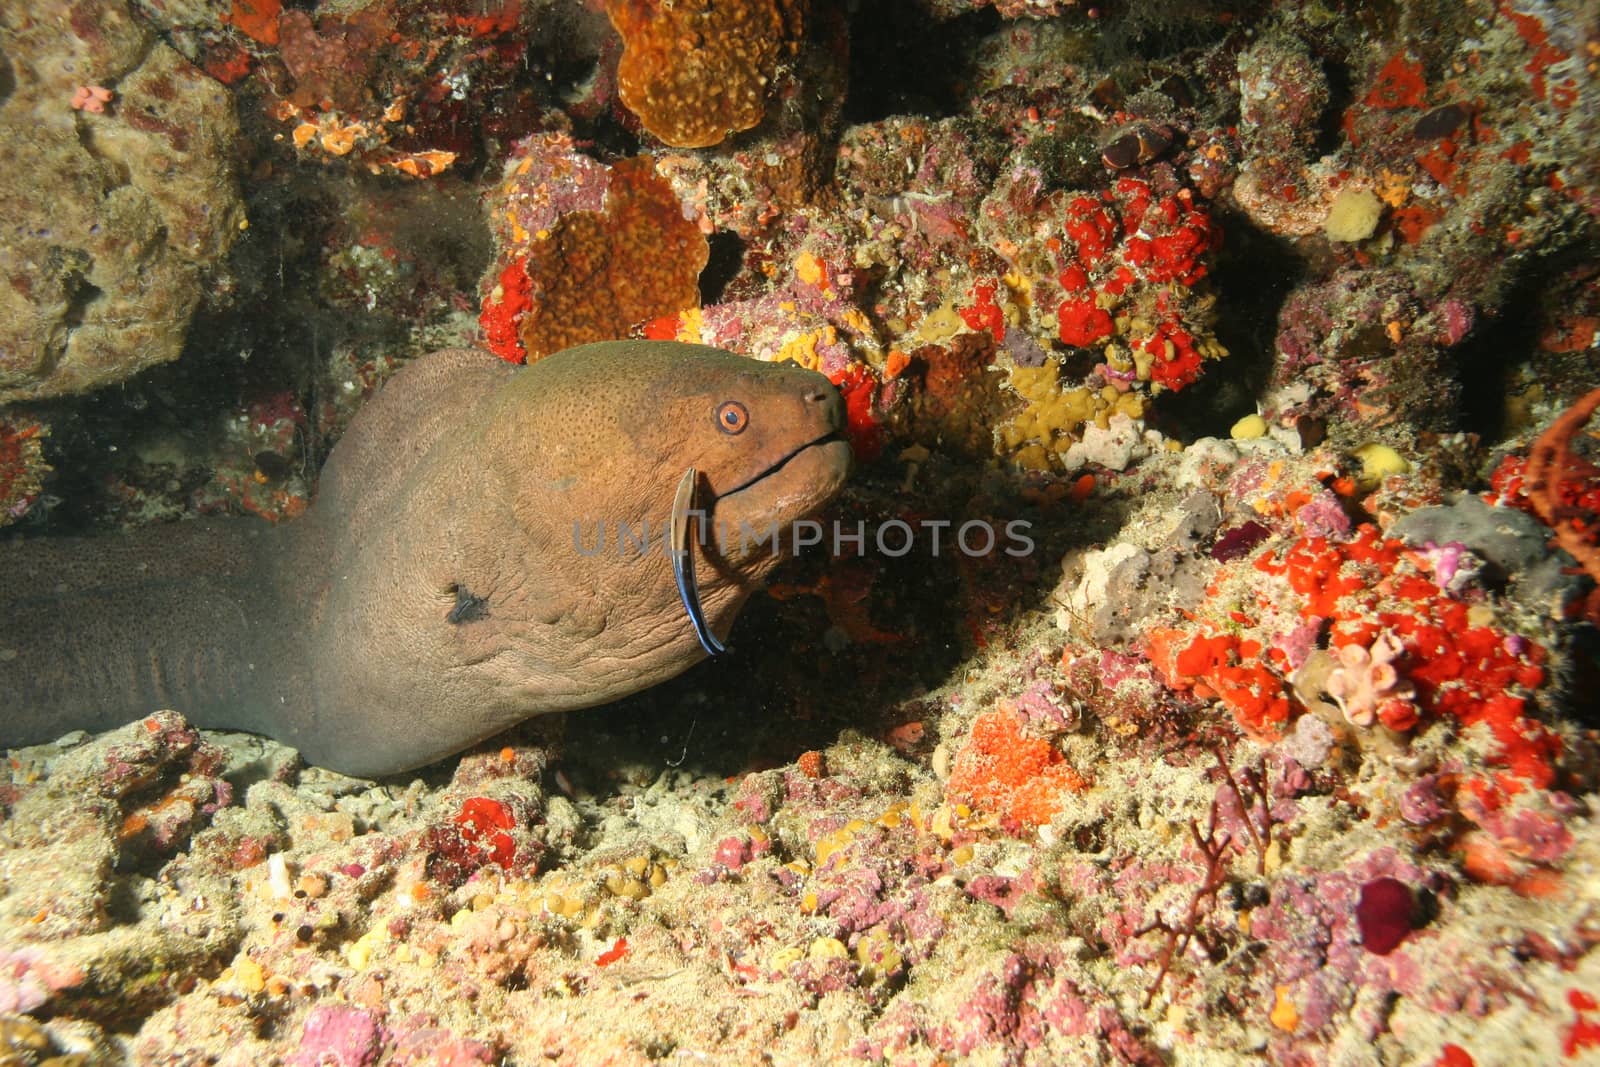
[1453,273,1551,444]
[1314,54,1355,158]
[844,2,999,123]
[699,231,745,306]
[62,275,102,333]
[0,45,14,104]
[1153,210,1304,441]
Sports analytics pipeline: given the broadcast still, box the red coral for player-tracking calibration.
[829,364,884,463]
[1147,628,1291,736]
[221,0,281,46]
[1140,321,1204,391]
[456,796,517,867]
[480,257,533,363]
[426,796,519,884]
[1043,180,1221,390]
[1255,525,1557,786]
[959,281,1005,342]
[1150,518,1555,782]
[1058,295,1114,348]
[1062,195,1118,265]
[1366,52,1428,110]
[1500,2,1573,103]
[1565,989,1600,1058]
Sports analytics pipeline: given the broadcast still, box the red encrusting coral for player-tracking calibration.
[946,705,1089,833]
[1146,521,1557,787]
[1146,628,1291,735]
[957,281,1005,342]
[1564,989,1600,1058]
[829,364,884,463]
[1365,52,1428,110]
[479,257,534,363]
[1043,178,1221,391]
[425,796,520,885]
[1057,295,1114,348]
[220,0,282,46]
[1258,525,1558,787]
[455,797,517,868]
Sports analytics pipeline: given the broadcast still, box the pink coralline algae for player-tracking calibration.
[288,1005,384,1067]
[1249,851,1440,1041]
[891,949,1163,1065]
[0,946,86,1014]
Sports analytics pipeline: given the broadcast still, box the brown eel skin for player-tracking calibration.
[0,341,852,776]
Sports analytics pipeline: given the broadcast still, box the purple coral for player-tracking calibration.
[1355,877,1416,955]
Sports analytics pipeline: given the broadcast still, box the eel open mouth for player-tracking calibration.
[670,432,853,656]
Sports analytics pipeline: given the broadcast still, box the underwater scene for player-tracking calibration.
[2,0,1600,1062]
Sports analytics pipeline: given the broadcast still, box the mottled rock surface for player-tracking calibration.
[0,0,243,403]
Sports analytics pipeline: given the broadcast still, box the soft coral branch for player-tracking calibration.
[1134,799,1236,1005]
[1525,387,1600,621]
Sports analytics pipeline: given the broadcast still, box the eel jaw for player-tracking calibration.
[707,434,854,566]
[671,466,726,657]
[669,433,852,654]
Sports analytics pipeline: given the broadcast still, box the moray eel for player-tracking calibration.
[0,342,851,776]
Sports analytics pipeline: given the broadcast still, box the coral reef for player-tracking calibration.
[4,0,1600,1063]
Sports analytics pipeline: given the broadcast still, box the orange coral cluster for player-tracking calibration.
[221,0,282,45]
[606,0,805,148]
[947,705,1088,832]
[514,156,708,360]
[1145,628,1289,735]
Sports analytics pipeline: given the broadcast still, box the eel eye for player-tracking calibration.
[716,400,749,435]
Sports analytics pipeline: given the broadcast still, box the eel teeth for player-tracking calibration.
[672,467,726,657]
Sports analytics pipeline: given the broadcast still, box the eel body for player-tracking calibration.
[0,342,851,775]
